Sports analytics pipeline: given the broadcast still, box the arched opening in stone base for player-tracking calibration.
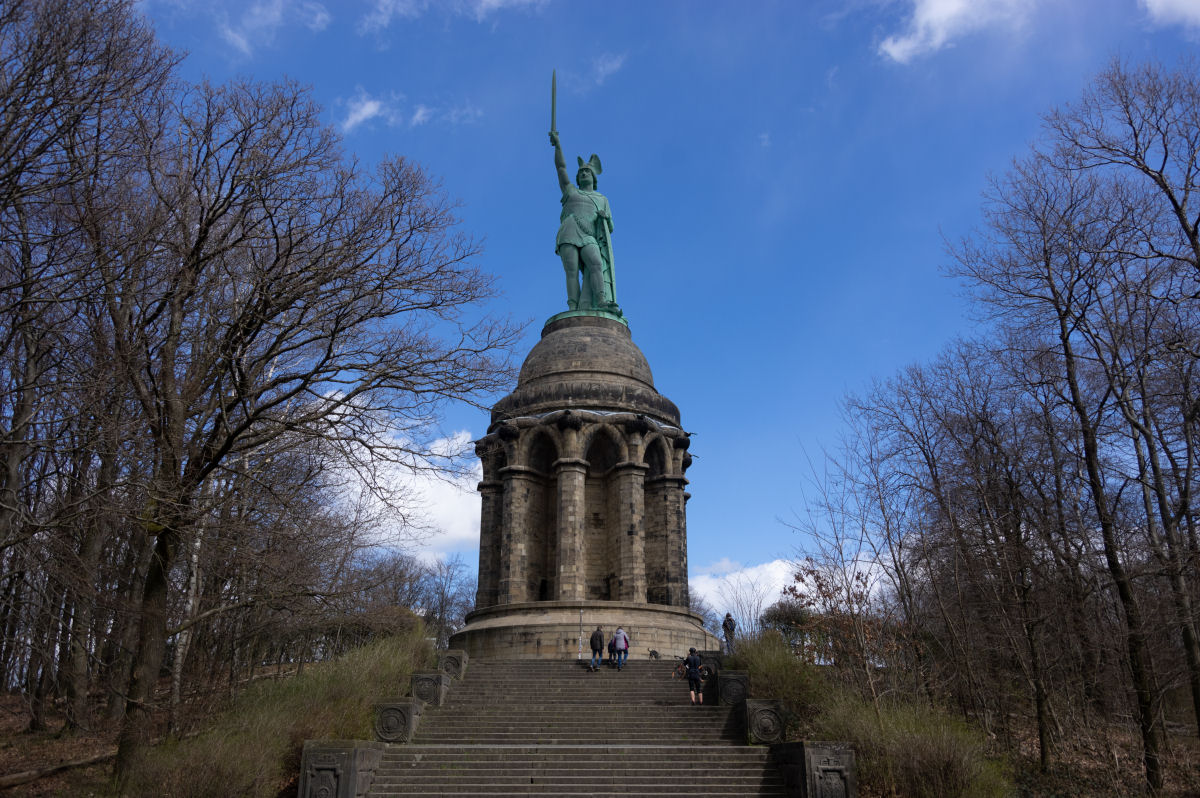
[525,431,558,601]
[582,428,622,600]
[643,436,672,605]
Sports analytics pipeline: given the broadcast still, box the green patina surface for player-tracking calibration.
[545,309,629,327]
[550,71,623,322]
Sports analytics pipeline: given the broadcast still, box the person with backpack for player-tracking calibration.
[612,626,630,670]
[685,647,704,705]
[589,625,604,672]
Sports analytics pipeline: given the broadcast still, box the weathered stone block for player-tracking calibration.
[410,672,450,706]
[717,670,749,706]
[771,741,857,798]
[698,649,723,674]
[746,699,786,745]
[298,740,383,798]
[439,649,469,679]
[373,697,422,743]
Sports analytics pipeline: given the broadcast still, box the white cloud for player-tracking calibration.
[298,0,331,30]
[690,558,793,620]
[1141,0,1200,28]
[338,90,482,133]
[758,132,771,148]
[878,0,1032,64]
[444,103,484,124]
[342,88,392,131]
[410,104,434,126]
[333,428,482,562]
[358,0,426,35]
[401,442,482,563]
[216,0,331,56]
[357,0,545,34]
[592,52,626,85]
[464,0,547,22]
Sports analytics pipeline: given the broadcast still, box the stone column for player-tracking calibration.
[614,461,648,602]
[659,475,688,607]
[498,465,539,604]
[554,457,588,600]
[549,453,585,597]
[475,478,503,609]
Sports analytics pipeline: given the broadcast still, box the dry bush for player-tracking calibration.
[127,624,434,798]
[730,631,1010,798]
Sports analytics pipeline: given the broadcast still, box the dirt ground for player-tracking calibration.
[0,694,115,796]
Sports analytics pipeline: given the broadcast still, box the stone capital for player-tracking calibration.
[499,464,544,480]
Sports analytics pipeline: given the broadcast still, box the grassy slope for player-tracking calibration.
[726,632,1010,798]
[126,626,434,798]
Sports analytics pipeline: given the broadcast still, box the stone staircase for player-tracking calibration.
[364,658,787,797]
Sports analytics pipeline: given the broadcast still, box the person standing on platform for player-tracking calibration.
[589,626,604,672]
[612,626,630,670]
[723,613,736,655]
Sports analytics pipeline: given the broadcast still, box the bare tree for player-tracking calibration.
[96,77,517,780]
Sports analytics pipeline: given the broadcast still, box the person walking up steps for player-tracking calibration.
[685,647,704,705]
[613,626,630,670]
[589,626,604,672]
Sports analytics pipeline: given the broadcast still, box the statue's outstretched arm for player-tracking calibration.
[550,131,570,192]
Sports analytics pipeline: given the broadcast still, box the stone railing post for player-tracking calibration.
[372,698,423,743]
[439,650,469,680]
[770,741,857,798]
[298,740,383,798]
[745,699,786,745]
[410,672,451,706]
[717,670,749,706]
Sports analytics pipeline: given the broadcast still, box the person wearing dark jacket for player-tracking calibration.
[589,626,604,672]
[722,613,736,655]
[685,647,704,705]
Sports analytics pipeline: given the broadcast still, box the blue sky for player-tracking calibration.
[139,0,1200,615]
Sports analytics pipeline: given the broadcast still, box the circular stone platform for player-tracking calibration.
[449,600,719,661]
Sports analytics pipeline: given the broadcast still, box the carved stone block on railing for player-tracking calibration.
[439,649,469,679]
[717,670,749,706]
[804,742,857,798]
[698,649,724,674]
[298,740,383,798]
[373,697,422,743]
[770,740,857,798]
[410,671,451,706]
[746,699,786,745]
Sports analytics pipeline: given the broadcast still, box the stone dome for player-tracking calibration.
[490,315,681,425]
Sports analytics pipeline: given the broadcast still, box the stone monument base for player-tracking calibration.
[449,600,720,660]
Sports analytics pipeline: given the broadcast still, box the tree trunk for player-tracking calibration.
[113,523,181,786]
[1059,328,1163,793]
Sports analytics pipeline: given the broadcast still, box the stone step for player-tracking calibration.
[359,659,786,798]
[423,706,728,717]
[380,744,767,759]
[364,787,782,792]
[371,781,784,793]
[412,734,739,744]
